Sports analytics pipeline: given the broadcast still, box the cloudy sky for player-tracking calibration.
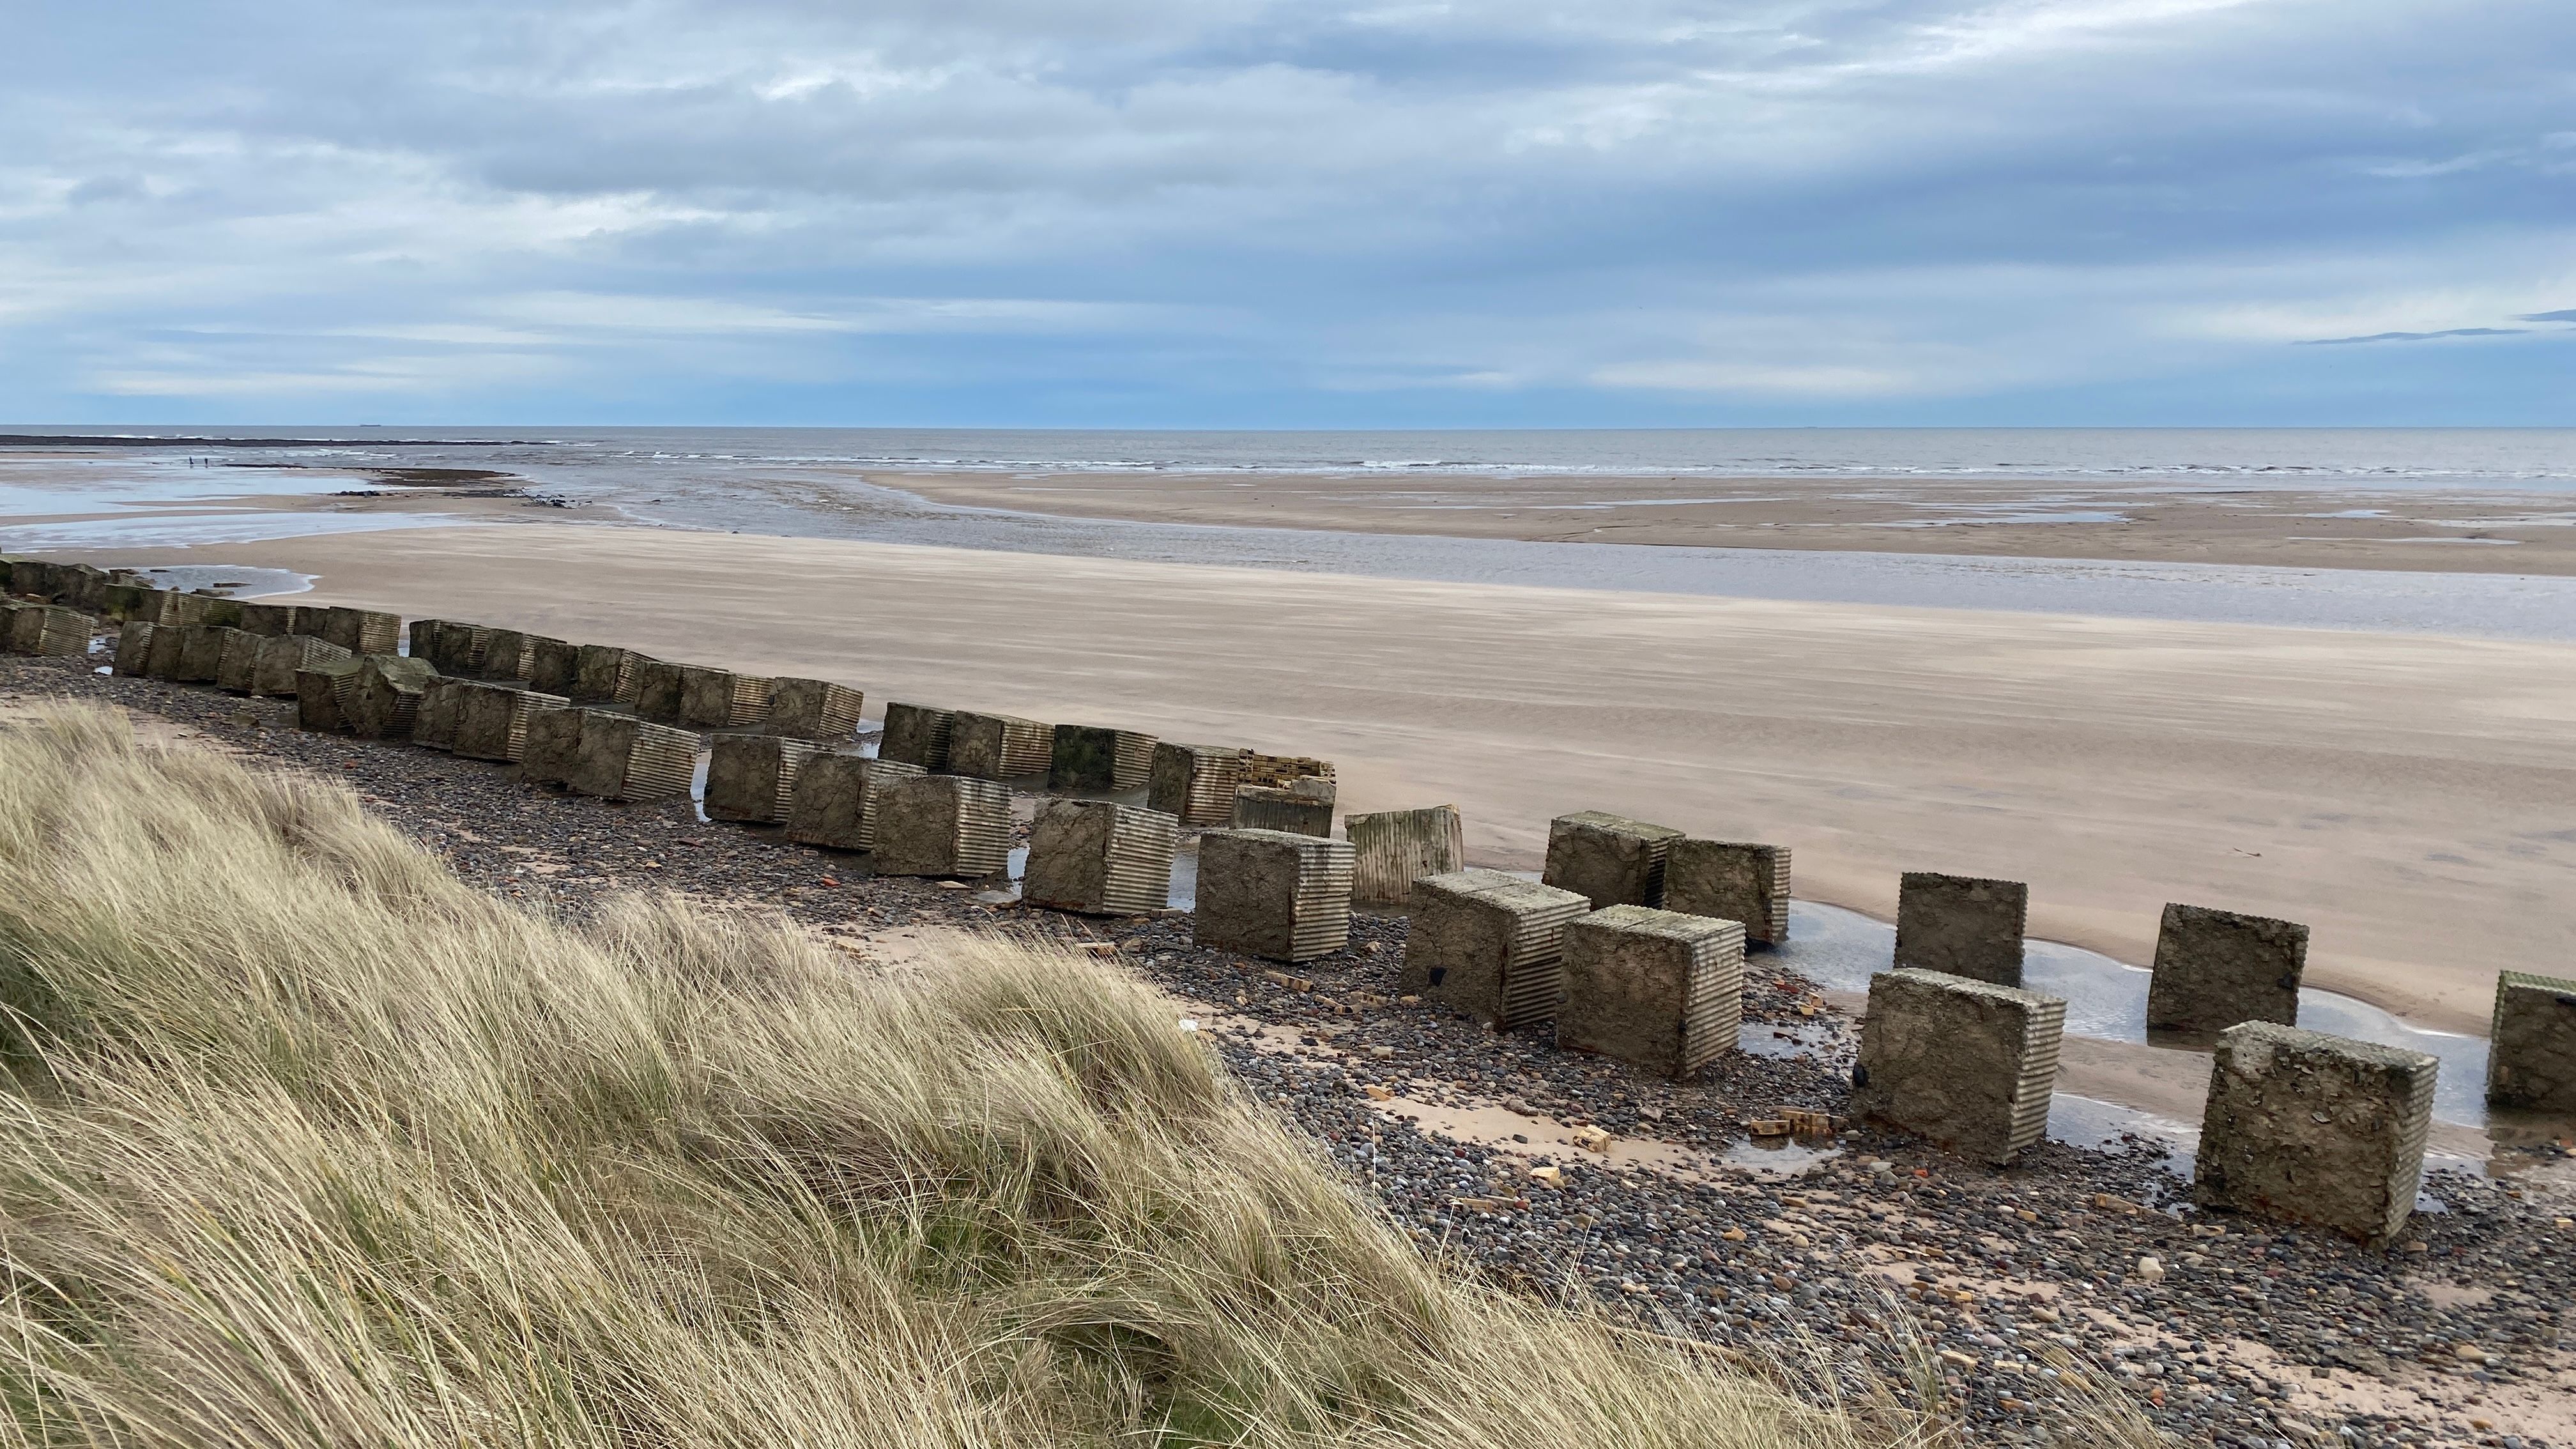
[5,0,2570,426]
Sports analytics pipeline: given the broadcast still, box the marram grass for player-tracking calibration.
[0,703,2148,1447]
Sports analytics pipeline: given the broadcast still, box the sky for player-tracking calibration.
[3,0,2571,427]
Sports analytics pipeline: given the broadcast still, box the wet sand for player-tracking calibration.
[68,520,2576,1037]
[877,469,2576,576]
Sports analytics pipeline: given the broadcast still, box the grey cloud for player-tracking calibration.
[2515,309,2576,323]
[2295,328,2529,346]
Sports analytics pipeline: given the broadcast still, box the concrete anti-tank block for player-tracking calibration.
[1894,871,2028,986]
[2147,903,2308,1034]
[571,644,639,704]
[234,601,300,637]
[214,629,264,693]
[680,666,772,730]
[349,654,438,740]
[1346,804,1464,905]
[2485,970,2576,1112]
[10,605,95,658]
[948,710,1053,779]
[1050,724,1159,792]
[1542,811,1685,909]
[705,732,823,824]
[528,637,583,696]
[1023,799,1179,914]
[564,712,699,802]
[1852,968,2064,1165]
[454,681,569,763]
[785,754,924,851]
[630,659,689,723]
[1662,839,1792,948]
[1400,868,1590,1029]
[1230,781,1335,838]
[316,606,401,657]
[295,659,363,733]
[1557,904,1746,1079]
[412,677,464,751]
[175,624,236,682]
[477,629,539,681]
[144,622,188,679]
[879,702,954,770]
[520,703,585,785]
[1193,829,1354,963]
[2195,1022,2436,1246]
[765,678,864,741]
[252,635,349,698]
[873,775,1014,878]
[112,622,155,676]
[1148,742,1248,827]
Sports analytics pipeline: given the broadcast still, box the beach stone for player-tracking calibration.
[348,654,438,740]
[315,605,401,657]
[1852,968,2065,1165]
[213,628,264,693]
[1400,868,1590,1029]
[873,775,1015,878]
[1557,904,1747,1079]
[454,681,569,763]
[564,712,700,802]
[176,624,238,682]
[252,634,350,698]
[2195,1022,2437,1246]
[8,604,96,658]
[1894,871,2028,986]
[705,732,824,824]
[520,703,585,785]
[764,677,864,741]
[1148,742,1248,827]
[2147,903,2309,1034]
[526,636,583,696]
[630,658,689,723]
[1023,799,1179,914]
[1543,811,1685,909]
[879,702,954,770]
[1193,829,1355,963]
[680,666,773,730]
[1231,780,1336,838]
[234,601,301,637]
[294,659,363,733]
[571,644,640,704]
[112,622,156,676]
[1346,804,1466,905]
[1662,838,1793,947]
[784,753,924,851]
[1050,724,1159,792]
[2484,970,2576,1112]
[949,710,1054,779]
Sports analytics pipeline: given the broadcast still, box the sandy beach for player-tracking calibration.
[61,516,2576,1038]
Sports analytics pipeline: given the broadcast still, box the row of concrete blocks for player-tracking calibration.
[1855,966,2441,1246]
[407,619,865,741]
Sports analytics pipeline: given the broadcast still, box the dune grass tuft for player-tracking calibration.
[0,702,2123,1447]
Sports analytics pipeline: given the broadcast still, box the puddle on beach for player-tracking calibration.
[125,565,314,597]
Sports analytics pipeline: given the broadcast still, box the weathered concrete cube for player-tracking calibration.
[765,677,864,740]
[213,628,264,693]
[680,666,772,730]
[176,624,240,682]
[520,704,585,785]
[949,710,1053,779]
[348,654,438,739]
[112,622,156,676]
[1556,904,1746,1079]
[630,659,689,723]
[1231,781,1335,838]
[1347,804,1466,905]
[144,621,188,678]
[233,601,301,637]
[417,620,488,677]
[295,659,363,732]
[1147,742,1248,827]
[252,635,349,698]
[785,754,924,851]
[477,629,539,681]
[10,605,95,658]
[571,644,639,703]
[879,702,954,770]
[1542,811,1685,909]
[2146,903,2308,1035]
[1852,968,2064,1165]
[705,732,824,824]
[564,712,700,802]
[412,676,464,751]
[2485,970,2576,1112]
[163,592,222,629]
[1242,753,1333,790]
[1399,868,1590,1029]
[315,606,401,656]
[873,775,1015,878]
[1193,829,1354,963]
[2196,1023,2437,1245]
[1023,799,1179,914]
[100,584,178,626]
[1662,838,1792,948]
[527,636,583,696]
[454,682,569,763]
[1894,871,2028,986]
[1049,724,1158,792]
[404,617,445,659]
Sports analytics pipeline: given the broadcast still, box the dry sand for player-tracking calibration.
[73,519,2576,1037]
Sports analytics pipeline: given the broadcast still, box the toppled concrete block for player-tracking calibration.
[1542,811,1685,909]
[949,710,1053,779]
[520,702,585,785]
[564,712,700,802]
[454,681,569,763]
[879,702,953,770]
[1231,781,1335,838]
[705,733,824,824]
[316,606,401,657]
[2485,970,2576,1112]
[1050,724,1158,792]
[8,604,95,658]
[254,634,349,699]
[527,637,583,696]
[175,624,238,682]
[571,644,639,704]
[630,659,689,723]
[765,677,864,741]
[1662,839,1792,948]
[348,654,438,739]
[1852,968,2064,1165]
[873,774,1015,878]
[214,629,264,693]
[295,659,364,733]
[112,622,156,676]
[1148,742,1248,827]
[1193,829,1354,963]
[1894,871,2028,986]
[1242,753,1333,790]
[1023,799,1179,914]
[785,754,924,851]
[1347,804,1466,905]
[234,601,301,637]
[1557,904,1747,1079]
[680,666,772,730]
[2147,903,2308,1035]
[2195,1022,2437,1245]
[1399,868,1590,1029]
